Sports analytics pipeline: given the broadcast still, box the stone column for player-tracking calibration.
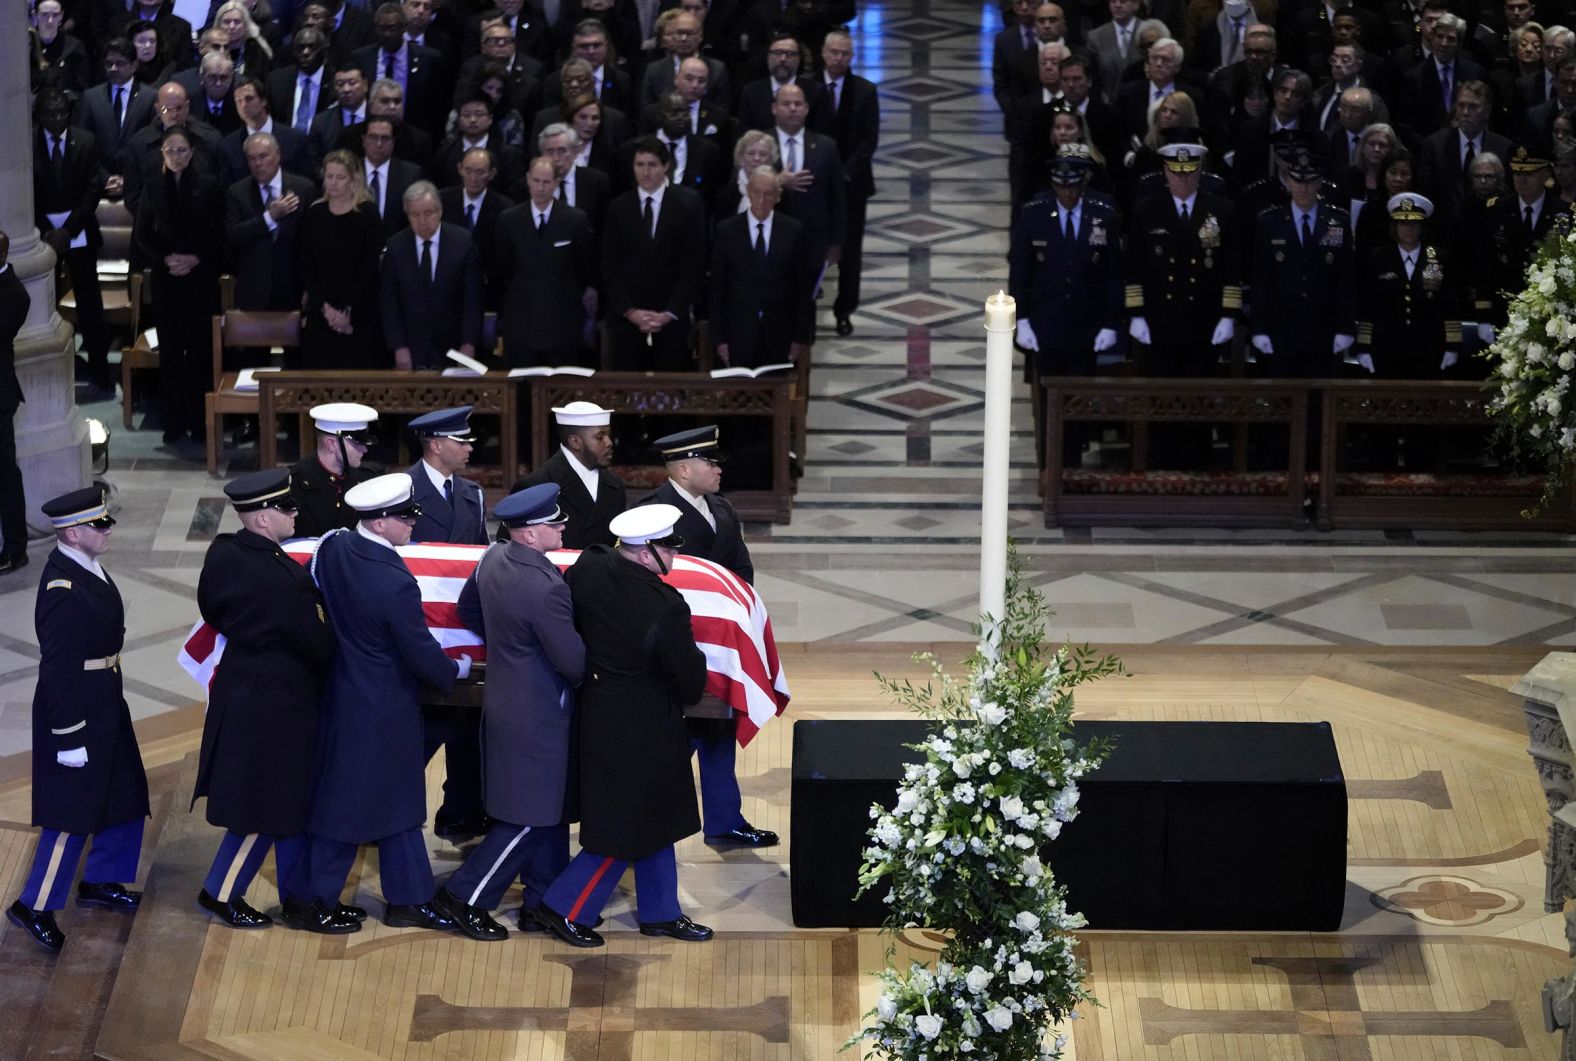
[2,5,90,533]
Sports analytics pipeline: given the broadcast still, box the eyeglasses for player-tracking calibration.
[161,144,193,156]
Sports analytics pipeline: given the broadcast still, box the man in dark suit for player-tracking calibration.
[603,138,708,371]
[638,56,734,153]
[462,0,551,65]
[1398,13,1486,143]
[221,78,317,183]
[351,2,446,133]
[350,80,435,168]
[994,0,1042,112]
[1006,43,1070,213]
[121,81,224,215]
[360,117,424,237]
[1474,143,1566,334]
[736,33,831,133]
[225,132,315,321]
[1231,68,1314,193]
[823,30,878,335]
[1513,24,1570,114]
[267,28,336,137]
[107,0,195,69]
[1115,36,1210,147]
[772,83,845,296]
[1205,24,1283,148]
[1322,85,1378,172]
[615,94,725,194]
[530,124,612,237]
[428,93,525,189]
[381,182,483,369]
[193,53,245,138]
[636,426,775,850]
[0,234,27,575]
[540,18,635,112]
[640,10,730,106]
[709,169,815,368]
[512,401,626,549]
[33,92,111,398]
[455,20,544,118]
[308,66,369,163]
[1287,1,1385,73]
[497,158,597,367]
[73,39,154,189]
[440,148,516,311]
[1417,80,1510,221]
[1523,55,1576,144]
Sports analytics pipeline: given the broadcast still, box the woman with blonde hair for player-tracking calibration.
[212,0,272,78]
[716,130,780,217]
[297,150,383,368]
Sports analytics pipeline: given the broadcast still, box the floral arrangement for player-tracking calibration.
[849,552,1121,1060]
[1484,216,1576,508]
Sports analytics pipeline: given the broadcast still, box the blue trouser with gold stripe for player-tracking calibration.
[541,846,681,926]
[18,819,144,911]
[202,831,308,903]
[443,821,568,911]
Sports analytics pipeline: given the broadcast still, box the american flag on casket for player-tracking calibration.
[177,541,791,747]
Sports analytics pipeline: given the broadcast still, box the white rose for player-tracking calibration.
[999,794,1026,819]
[1021,854,1043,878]
[1009,961,1034,985]
[915,1013,943,1040]
[966,966,992,993]
[896,789,919,814]
[1561,352,1576,371]
[983,1006,1014,1032]
[977,702,1008,726]
[1013,911,1041,932]
[1541,274,1559,295]
[876,994,898,1022]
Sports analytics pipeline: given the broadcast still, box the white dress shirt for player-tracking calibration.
[668,478,715,529]
[57,542,106,580]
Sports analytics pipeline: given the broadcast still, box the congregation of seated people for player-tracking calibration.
[27,0,879,454]
[995,0,1575,471]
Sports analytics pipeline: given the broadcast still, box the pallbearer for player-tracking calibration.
[289,402,380,539]
[193,469,345,931]
[512,401,627,550]
[6,488,149,954]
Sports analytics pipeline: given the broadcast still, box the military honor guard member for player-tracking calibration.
[406,406,489,840]
[639,426,776,849]
[1473,143,1566,345]
[532,505,713,948]
[1355,194,1464,379]
[193,469,343,931]
[7,488,149,954]
[437,485,587,941]
[512,402,627,550]
[284,474,471,933]
[288,402,381,539]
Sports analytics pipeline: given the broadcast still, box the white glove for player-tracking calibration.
[1356,353,1375,373]
[1210,317,1235,345]
[1128,316,1151,344]
[1015,319,1039,352]
[57,746,87,768]
[1093,328,1118,352]
[1477,322,1495,343]
[455,653,473,680]
[1251,334,1274,355]
[1440,350,1459,370]
[1333,333,1355,354]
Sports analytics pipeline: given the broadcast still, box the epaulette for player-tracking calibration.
[46,579,71,590]
[1257,202,1281,215]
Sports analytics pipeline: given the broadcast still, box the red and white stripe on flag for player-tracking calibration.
[177,541,790,747]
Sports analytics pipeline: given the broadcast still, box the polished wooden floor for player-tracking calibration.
[0,644,1567,1060]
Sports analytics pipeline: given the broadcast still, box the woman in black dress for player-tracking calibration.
[297,150,385,369]
[134,126,223,447]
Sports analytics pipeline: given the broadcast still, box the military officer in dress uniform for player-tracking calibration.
[1473,143,1567,356]
[435,485,586,941]
[288,402,381,539]
[1125,140,1243,469]
[1007,143,1123,469]
[639,426,777,850]
[6,488,149,954]
[531,505,713,948]
[511,402,627,550]
[194,469,350,931]
[283,474,470,934]
[405,406,489,841]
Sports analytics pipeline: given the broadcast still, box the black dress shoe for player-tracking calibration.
[639,914,714,942]
[337,902,367,922]
[279,896,360,934]
[514,908,601,932]
[705,824,779,847]
[432,891,507,942]
[383,901,457,931]
[198,889,273,928]
[0,553,28,576]
[433,817,490,842]
[528,902,604,948]
[76,881,142,910]
[6,901,64,953]
[835,315,854,336]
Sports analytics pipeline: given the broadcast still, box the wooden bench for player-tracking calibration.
[528,372,795,524]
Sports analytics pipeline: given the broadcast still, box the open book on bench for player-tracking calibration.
[710,363,793,379]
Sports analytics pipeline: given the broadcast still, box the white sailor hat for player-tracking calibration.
[610,503,685,547]
[345,472,422,519]
[552,401,613,427]
[309,402,379,436]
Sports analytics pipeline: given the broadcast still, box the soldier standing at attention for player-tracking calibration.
[193,469,352,932]
[6,487,149,954]
[288,402,380,539]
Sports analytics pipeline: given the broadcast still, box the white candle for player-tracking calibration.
[979,291,1016,659]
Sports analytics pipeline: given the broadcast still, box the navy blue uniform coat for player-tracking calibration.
[512,450,627,550]
[407,461,488,545]
[307,529,459,842]
[638,481,753,584]
[1007,191,1123,375]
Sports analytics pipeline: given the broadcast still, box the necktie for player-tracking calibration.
[1227,18,1243,65]
[1023,25,1033,49]
[1301,212,1313,246]
[1349,132,1359,164]
[369,169,382,215]
[443,478,453,504]
[420,238,433,282]
[537,210,547,232]
[50,136,63,166]
[785,136,798,171]
[1404,253,1415,280]
[1179,201,1189,223]
[1462,137,1476,191]
[1526,204,1535,233]
[295,75,313,132]
[261,182,273,208]
[1118,24,1130,58]
[1063,210,1073,240]
[1439,64,1451,112]
[212,101,222,117]
[465,202,476,228]
[643,195,654,236]
[1153,86,1165,102]
[690,102,700,133]
[558,183,567,204]
[828,79,839,112]
[112,86,124,127]
[384,53,395,80]
[755,221,766,257]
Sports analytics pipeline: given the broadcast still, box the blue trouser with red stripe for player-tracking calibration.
[202,831,308,904]
[541,845,680,925]
[18,819,144,912]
